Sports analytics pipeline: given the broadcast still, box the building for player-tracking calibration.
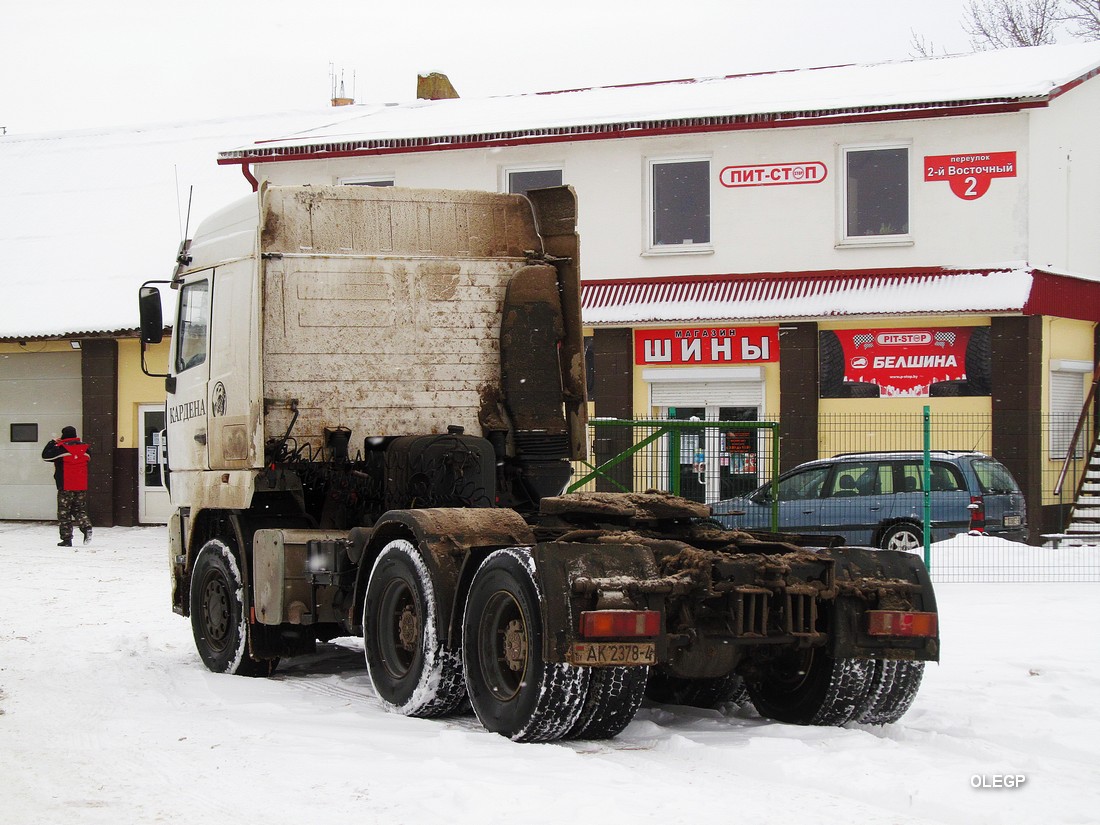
[215,44,1100,541]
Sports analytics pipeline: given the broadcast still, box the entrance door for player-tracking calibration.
[665,405,760,505]
[138,405,172,524]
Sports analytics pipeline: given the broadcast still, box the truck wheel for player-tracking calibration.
[855,660,925,724]
[363,539,466,718]
[881,523,923,553]
[567,666,649,740]
[645,668,750,709]
[190,539,277,677]
[462,548,589,742]
[746,647,872,726]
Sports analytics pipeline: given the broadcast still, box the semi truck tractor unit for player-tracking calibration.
[139,184,938,742]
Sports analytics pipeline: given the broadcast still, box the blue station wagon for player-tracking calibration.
[711,451,1027,551]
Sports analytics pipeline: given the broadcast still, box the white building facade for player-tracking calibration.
[215,44,1100,540]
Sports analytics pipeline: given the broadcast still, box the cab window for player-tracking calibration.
[175,279,210,373]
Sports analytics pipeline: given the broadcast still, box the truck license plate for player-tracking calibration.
[1003,515,1022,527]
[568,642,656,667]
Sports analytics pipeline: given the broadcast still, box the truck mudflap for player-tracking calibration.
[533,541,668,666]
[824,545,940,663]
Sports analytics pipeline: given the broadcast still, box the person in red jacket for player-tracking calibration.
[41,426,92,547]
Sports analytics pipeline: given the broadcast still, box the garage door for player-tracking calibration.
[0,351,82,520]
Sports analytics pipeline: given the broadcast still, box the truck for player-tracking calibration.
[138,183,938,742]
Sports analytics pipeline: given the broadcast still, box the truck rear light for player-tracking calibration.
[867,610,938,638]
[579,610,660,638]
[969,495,985,528]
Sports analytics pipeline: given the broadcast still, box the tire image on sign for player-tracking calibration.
[190,538,277,677]
[461,548,589,742]
[362,539,466,718]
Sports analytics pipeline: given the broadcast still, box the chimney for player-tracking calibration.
[417,72,459,100]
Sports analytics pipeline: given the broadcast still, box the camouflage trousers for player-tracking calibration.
[57,490,92,542]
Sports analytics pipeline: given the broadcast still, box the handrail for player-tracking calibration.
[1054,361,1100,496]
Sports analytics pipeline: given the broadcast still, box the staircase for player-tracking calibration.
[1064,439,1100,536]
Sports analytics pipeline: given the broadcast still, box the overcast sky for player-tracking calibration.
[0,0,991,135]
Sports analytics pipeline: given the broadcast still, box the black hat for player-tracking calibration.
[61,426,77,439]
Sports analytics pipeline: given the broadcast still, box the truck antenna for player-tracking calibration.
[173,185,194,277]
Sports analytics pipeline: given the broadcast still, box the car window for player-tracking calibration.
[898,463,924,493]
[876,463,895,494]
[972,458,1020,494]
[930,462,965,492]
[824,463,877,497]
[898,461,965,493]
[776,466,831,500]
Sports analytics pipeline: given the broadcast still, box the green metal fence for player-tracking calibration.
[569,418,780,531]
[568,412,1099,582]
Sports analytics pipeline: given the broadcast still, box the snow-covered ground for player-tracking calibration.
[2,522,1098,825]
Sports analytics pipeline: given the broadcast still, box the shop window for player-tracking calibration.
[506,167,563,197]
[648,157,711,252]
[842,146,909,241]
[175,279,210,373]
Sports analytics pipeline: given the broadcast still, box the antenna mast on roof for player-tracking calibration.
[329,64,355,106]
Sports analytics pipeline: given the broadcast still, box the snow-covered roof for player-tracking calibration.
[0,108,368,341]
[581,267,1100,325]
[220,43,1100,163]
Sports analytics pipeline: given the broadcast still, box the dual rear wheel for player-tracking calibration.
[363,543,646,741]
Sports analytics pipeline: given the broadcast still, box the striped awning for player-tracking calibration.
[579,267,1092,325]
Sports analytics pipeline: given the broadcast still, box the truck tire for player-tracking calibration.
[190,538,277,677]
[645,668,750,709]
[881,523,923,553]
[746,648,873,726]
[855,659,925,725]
[567,666,649,740]
[363,539,466,718]
[462,548,589,742]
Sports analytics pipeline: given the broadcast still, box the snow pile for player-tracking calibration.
[1,521,1098,824]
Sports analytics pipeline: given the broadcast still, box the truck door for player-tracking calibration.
[167,276,211,473]
[206,259,257,471]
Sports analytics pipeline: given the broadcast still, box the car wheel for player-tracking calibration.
[881,523,923,553]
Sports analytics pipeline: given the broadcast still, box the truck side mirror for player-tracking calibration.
[139,286,164,344]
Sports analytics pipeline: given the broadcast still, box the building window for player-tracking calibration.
[648,157,711,252]
[505,168,563,197]
[340,176,395,187]
[175,279,210,373]
[10,423,38,443]
[1050,369,1086,459]
[842,146,909,241]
